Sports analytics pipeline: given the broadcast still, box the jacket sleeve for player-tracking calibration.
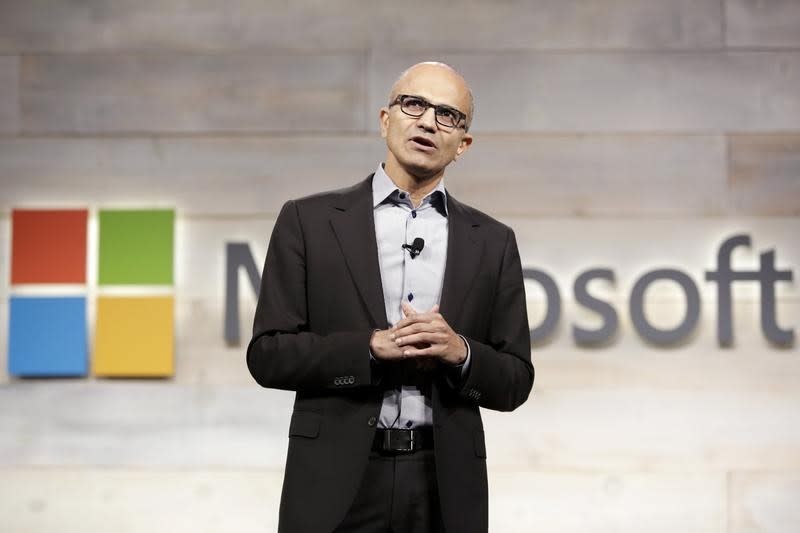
[246,200,375,392]
[454,227,534,412]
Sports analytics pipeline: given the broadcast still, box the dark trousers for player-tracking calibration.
[333,449,444,533]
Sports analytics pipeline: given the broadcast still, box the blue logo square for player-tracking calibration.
[8,297,88,377]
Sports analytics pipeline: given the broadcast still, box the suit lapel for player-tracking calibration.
[439,193,483,328]
[329,175,389,328]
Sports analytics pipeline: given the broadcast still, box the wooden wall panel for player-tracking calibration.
[0,382,293,468]
[0,138,383,216]
[360,0,723,52]
[0,2,798,531]
[729,471,800,533]
[726,0,800,48]
[0,56,18,134]
[729,134,800,215]
[0,134,767,217]
[16,50,800,135]
[484,345,800,471]
[0,217,8,291]
[20,54,367,134]
[0,467,282,533]
[0,0,722,53]
[369,51,800,132]
[449,134,727,216]
[490,470,725,533]
[0,467,733,533]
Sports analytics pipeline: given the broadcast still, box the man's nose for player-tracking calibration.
[416,107,437,131]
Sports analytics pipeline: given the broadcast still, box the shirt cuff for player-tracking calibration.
[368,328,380,362]
[455,334,471,377]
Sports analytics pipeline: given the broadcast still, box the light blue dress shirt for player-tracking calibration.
[372,164,470,428]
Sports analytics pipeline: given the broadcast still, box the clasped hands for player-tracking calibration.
[370,302,467,366]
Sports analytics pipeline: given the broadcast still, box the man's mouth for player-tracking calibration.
[409,136,437,151]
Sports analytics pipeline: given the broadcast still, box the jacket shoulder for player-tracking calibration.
[448,194,514,237]
[285,175,372,211]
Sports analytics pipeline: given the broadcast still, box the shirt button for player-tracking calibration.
[367,416,377,427]
[408,292,414,301]
[399,193,406,199]
[411,210,417,218]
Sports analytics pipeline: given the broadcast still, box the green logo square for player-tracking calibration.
[98,209,174,285]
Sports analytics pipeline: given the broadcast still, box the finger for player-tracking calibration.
[399,345,440,358]
[393,311,443,331]
[428,304,440,314]
[395,331,447,347]
[393,322,437,339]
[401,301,419,317]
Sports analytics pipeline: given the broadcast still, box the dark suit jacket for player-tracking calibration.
[247,175,533,533]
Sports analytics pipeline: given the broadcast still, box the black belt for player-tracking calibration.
[372,427,434,454]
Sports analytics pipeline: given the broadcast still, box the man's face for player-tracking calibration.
[380,64,473,181]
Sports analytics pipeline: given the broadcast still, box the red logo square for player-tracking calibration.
[11,209,88,284]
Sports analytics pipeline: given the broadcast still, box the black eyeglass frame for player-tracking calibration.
[389,94,469,131]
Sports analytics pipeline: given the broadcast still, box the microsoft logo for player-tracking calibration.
[7,208,175,378]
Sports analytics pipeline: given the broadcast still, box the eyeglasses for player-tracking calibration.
[389,94,468,131]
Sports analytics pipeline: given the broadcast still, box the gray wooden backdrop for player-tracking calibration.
[1,1,799,532]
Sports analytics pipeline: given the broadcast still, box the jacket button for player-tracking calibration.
[367,416,377,427]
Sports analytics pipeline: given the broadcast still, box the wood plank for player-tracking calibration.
[483,356,800,471]
[0,382,294,468]
[729,134,800,216]
[0,138,383,216]
[0,56,18,134]
[360,0,723,51]
[729,471,800,533]
[369,51,800,132]
[0,467,281,533]
[0,466,731,533]
[448,134,727,216]
[490,470,725,533]
[726,0,800,48]
[20,53,366,134]
[0,0,722,53]
[0,134,746,217]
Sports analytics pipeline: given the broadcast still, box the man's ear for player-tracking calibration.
[453,133,473,160]
[379,108,390,139]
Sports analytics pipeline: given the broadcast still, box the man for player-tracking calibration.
[247,62,533,533]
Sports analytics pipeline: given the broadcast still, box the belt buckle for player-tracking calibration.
[383,429,414,452]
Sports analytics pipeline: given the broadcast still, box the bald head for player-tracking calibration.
[388,62,474,131]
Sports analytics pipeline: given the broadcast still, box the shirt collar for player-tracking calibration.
[371,163,448,216]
